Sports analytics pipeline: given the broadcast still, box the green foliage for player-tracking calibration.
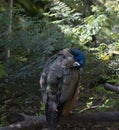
[46,1,107,45]
[0,64,7,78]
[0,114,8,126]
[98,99,117,111]
[76,86,119,113]
[49,1,81,23]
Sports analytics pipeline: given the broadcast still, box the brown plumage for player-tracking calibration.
[40,48,80,130]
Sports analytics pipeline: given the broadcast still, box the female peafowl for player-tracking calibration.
[40,48,84,130]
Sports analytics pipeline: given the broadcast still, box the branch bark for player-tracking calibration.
[6,0,13,61]
[104,83,119,94]
[0,112,119,130]
[0,114,46,130]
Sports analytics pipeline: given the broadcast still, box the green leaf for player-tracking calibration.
[0,64,7,78]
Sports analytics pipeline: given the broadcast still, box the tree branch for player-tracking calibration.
[0,112,119,130]
[104,83,119,94]
[0,114,46,130]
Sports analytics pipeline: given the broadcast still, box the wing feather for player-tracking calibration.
[40,49,80,114]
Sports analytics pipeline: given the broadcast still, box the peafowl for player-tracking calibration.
[40,48,81,130]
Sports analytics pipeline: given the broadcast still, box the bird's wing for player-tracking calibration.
[62,71,80,116]
[40,48,80,107]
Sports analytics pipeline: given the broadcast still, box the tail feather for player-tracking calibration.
[45,94,63,130]
[45,108,58,130]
